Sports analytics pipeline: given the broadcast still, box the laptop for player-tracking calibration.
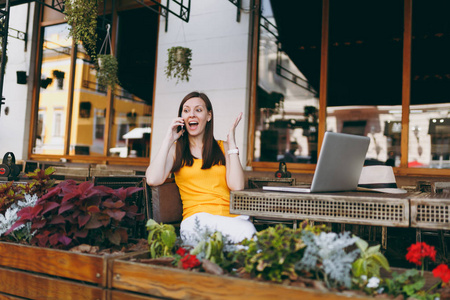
[263,132,370,193]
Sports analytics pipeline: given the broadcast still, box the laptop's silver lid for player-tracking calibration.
[310,132,370,193]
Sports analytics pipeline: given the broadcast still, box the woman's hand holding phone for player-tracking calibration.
[169,117,185,142]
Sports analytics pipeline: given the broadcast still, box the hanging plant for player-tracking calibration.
[97,54,119,91]
[165,46,192,83]
[96,24,119,91]
[0,19,8,73]
[52,70,65,79]
[64,0,98,62]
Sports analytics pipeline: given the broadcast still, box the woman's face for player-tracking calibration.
[181,97,211,137]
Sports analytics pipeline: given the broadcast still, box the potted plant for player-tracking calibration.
[40,77,53,89]
[165,46,192,83]
[64,0,98,62]
[52,70,65,89]
[96,54,120,91]
[0,168,147,298]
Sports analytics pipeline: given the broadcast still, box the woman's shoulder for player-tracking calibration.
[217,140,225,150]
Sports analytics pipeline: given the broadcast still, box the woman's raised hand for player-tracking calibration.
[227,112,242,149]
[168,117,185,142]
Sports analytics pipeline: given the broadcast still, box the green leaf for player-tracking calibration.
[366,244,381,256]
[352,258,366,277]
[44,166,56,176]
[372,252,390,272]
[146,219,158,230]
[161,230,176,249]
[402,277,425,296]
[150,243,157,258]
[355,237,369,252]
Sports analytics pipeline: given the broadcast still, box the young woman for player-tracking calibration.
[146,91,256,244]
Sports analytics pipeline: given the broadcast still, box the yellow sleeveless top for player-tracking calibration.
[174,140,238,220]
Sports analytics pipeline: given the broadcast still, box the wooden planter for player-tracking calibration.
[0,241,143,300]
[0,266,107,300]
[111,252,365,300]
[0,241,112,285]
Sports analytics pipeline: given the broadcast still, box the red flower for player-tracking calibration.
[180,254,201,269]
[405,242,436,266]
[433,264,450,284]
[176,247,187,257]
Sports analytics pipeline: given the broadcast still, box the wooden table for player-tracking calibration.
[409,192,450,260]
[231,189,411,226]
[230,189,413,248]
[231,189,450,251]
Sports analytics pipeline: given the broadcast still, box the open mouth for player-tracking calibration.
[188,121,199,130]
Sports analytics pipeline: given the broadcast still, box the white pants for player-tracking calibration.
[180,212,257,246]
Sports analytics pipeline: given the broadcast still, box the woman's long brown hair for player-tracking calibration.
[171,92,226,172]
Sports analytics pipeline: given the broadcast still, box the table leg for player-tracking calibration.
[382,226,387,250]
[415,228,422,242]
[438,230,447,260]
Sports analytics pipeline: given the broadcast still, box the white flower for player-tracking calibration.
[0,193,38,238]
[366,277,380,289]
[360,275,368,281]
[18,194,38,208]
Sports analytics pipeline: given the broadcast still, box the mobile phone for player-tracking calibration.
[177,125,182,133]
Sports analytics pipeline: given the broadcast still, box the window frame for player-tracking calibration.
[248,0,450,177]
[28,1,156,165]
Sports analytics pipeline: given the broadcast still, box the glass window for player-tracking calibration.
[409,0,450,169]
[35,9,156,159]
[52,109,64,137]
[33,23,72,155]
[68,37,108,156]
[108,8,156,158]
[254,0,321,164]
[327,0,404,167]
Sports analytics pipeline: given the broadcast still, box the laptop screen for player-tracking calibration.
[310,132,370,192]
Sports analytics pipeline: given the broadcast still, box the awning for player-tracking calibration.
[122,127,151,139]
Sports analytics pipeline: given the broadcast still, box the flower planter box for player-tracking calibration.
[0,241,113,286]
[110,290,161,300]
[111,252,366,300]
[0,241,148,299]
[0,266,106,300]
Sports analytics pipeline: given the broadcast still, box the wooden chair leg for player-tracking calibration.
[438,230,447,260]
[416,228,422,242]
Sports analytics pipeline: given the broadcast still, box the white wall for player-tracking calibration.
[0,3,35,162]
[151,0,253,166]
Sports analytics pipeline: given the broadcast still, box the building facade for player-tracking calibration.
[1,0,449,178]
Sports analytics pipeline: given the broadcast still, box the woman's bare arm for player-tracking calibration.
[146,117,184,186]
[224,112,245,191]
